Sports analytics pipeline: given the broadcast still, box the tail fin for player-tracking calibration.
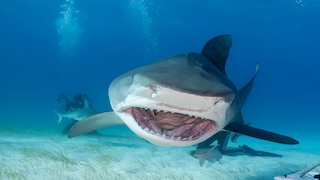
[83,98,90,108]
[238,63,259,108]
[54,110,63,124]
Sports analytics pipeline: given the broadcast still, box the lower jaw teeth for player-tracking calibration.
[142,127,198,141]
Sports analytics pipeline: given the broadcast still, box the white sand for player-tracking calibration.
[0,126,319,180]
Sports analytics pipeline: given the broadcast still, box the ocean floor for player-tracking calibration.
[0,125,319,180]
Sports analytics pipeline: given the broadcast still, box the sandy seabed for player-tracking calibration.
[0,126,319,180]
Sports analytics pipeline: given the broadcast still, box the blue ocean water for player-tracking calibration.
[0,0,320,179]
[0,0,319,170]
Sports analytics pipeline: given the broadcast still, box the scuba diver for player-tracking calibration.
[56,93,100,135]
[56,93,92,112]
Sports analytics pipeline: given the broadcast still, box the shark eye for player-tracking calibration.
[214,98,225,105]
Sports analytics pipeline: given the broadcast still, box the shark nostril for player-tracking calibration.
[148,85,160,97]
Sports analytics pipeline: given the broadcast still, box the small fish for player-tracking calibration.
[190,144,222,167]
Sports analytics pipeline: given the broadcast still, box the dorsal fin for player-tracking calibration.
[201,34,232,75]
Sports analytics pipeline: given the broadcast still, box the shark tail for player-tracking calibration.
[54,110,63,124]
[238,63,259,108]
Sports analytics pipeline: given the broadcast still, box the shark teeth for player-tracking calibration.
[124,107,216,141]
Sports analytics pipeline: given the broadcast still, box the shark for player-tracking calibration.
[68,34,299,147]
[54,98,97,124]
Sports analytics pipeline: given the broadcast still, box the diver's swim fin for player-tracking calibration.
[223,121,299,145]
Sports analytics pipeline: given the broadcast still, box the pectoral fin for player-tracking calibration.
[68,111,124,138]
[223,121,299,145]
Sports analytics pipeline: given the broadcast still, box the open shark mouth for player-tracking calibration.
[124,107,217,141]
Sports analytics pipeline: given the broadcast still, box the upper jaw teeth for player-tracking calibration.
[139,107,207,120]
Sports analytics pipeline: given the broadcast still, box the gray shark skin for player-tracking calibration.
[55,98,97,124]
[68,34,299,147]
[190,144,222,167]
